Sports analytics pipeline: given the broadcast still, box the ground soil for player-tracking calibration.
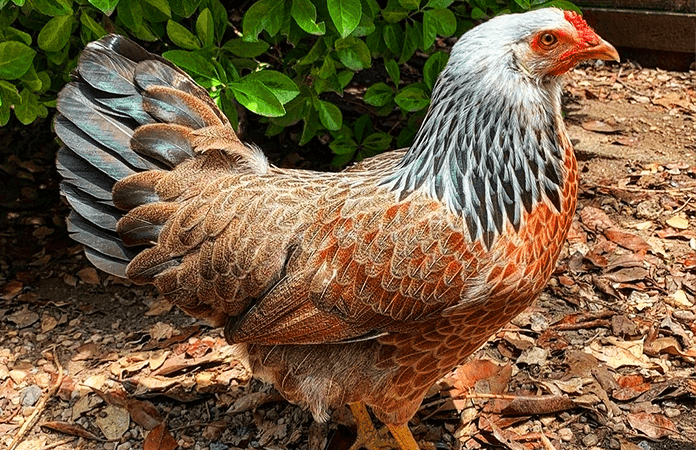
[1,61,695,450]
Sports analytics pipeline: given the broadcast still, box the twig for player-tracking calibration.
[540,431,558,450]
[554,319,612,331]
[673,195,694,214]
[41,438,76,450]
[8,351,64,450]
[614,67,650,97]
[0,406,20,424]
[585,181,696,194]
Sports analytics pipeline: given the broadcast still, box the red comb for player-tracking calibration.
[564,10,598,44]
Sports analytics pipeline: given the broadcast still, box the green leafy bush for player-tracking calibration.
[0,0,578,166]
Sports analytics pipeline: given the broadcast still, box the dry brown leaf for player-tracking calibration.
[148,322,175,341]
[582,120,623,133]
[148,351,170,371]
[126,398,163,430]
[144,423,177,450]
[95,404,130,440]
[72,343,101,361]
[40,313,58,333]
[142,325,201,351]
[40,421,102,441]
[5,305,39,328]
[492,395,575,416]
[652,92,691,109]
[612,375,651,401]
[627,412,678,438]
[226,391,284,414]
[145,297,174,316]
[666,215,690,230]
[1,280,23,300]
[579,206,614,232]
[72,394,103,420]
[76,267,100,285]
[586,340,655,369]
[603,228,651,253]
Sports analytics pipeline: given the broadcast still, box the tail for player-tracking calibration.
[55,35,265,278]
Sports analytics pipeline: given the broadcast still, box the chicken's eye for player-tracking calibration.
[540,33,557,47]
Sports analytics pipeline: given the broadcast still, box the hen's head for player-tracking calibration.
[449,8,619,80]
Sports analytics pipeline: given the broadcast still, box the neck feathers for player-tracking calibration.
[380,67,567,249]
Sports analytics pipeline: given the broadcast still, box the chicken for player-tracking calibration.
[55,8,618,449]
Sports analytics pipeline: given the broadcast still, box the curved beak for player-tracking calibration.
[578,38,620,62]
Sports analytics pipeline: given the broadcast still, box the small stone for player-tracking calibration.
[210,443,229,450]
[9,369,28,384]
[558,428,573,441]
[664,407,680,418]
[609,438,621,449]
[582,433,599,447]
[20,385,42,407]
[116,442,132,450]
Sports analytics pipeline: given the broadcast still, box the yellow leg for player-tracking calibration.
[348,402,420,450]
[386,424,420,450]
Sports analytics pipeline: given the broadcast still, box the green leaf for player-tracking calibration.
[329,136,357,155]
[425,0,453,8]
[230,78,286,117]
[514,0,531,9]
[385,59,399,86]
[217,88,239,130]
[297,37,326,65]
[382,23,402,55]
[353,113,370,142]
[471,7,487,20]
[243,0,286,41]
[80,10,107,39]
[317,56,336,79]
[394,85,429,111]
[244,70,299,104]
[363,82,393,107]
[162,50,217,80]
[335,36,371,71]
[38,15,74,53]
[398,0,419,9]
[0,41,36,80]
[170,0,201,17]
[0,81,19,125]
[223,39,270,58]
[291,0,325,35]
[142,0,171,21]
[167,20,200,50]
[423,51,448,91]
[352,13,374,37]
[19,64,42,91]
[0,6,19,29]
[337,70,353,88]
[327,0,361,38]
[362,131,392,153]
[15,89,40,125]
[2,27,31,46]
[88,0,118,15]
[300,106,320,145]
[540,0,581,13]
[30,0,72,16]
[381,6,408,23]
[427,8,456,38]
[196,8,215,47]
[316,99,342,130]
[400,21,419,63]
[202,0,228,40]
[117,0,143,32]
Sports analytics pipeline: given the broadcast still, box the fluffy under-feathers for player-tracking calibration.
[55,8,617,443]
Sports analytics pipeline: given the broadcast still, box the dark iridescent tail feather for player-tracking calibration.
[55,35,218,277]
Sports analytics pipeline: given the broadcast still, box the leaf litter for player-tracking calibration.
[0,60,695,450]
